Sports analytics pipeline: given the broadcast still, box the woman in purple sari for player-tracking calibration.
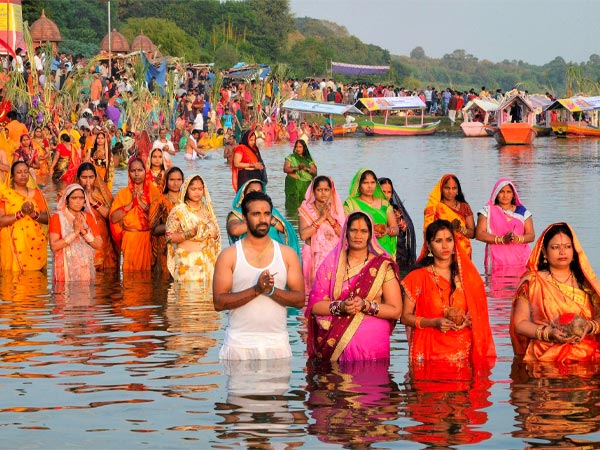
[306,211,402,362]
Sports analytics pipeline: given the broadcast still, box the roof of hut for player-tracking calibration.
[100,29,129,53]
[130,31,156,53]
[29,10,62,42]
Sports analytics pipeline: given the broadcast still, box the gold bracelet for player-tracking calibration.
[535,326,543,340]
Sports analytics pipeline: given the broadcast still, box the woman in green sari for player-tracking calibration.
[283,139,317,210]
[344,168,399,257]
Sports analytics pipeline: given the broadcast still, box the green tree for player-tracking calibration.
[121,18,201,61]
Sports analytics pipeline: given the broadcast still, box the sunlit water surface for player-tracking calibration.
[2,134,600,448]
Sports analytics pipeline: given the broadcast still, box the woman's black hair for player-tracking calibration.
[411,219,459,293]
[312,175,331,192]
[441,175,466,203]
[163,166,184,194]
[538,223,585,287]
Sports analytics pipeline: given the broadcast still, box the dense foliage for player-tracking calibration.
[21,0,600,95]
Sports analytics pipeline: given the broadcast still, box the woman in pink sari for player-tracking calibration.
[475,178,535,273]
[306,211,402,362]
[298,175,345,294]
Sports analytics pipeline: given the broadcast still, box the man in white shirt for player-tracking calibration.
[213,191,304,360]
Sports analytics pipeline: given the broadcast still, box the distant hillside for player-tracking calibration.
[295,17,350,39]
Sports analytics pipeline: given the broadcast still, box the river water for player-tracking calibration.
[2,134,600,448]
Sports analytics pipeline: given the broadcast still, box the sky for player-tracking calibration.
[288,0,598,66]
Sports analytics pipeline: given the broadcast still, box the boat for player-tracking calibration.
[492,92,536,145]
[546,96,600,137]
[281,99,363,137]
[460,98,499,137]
[355,97,440,136]
[333,122,359,136]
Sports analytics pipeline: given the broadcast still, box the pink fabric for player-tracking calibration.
[484,178,531,272]
[298,177,346,292]
[305,213,398,362]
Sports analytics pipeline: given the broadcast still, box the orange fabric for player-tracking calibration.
[110,182,160,272]
[231,144,259,192]
[423,174,473,258]
[510,222,600,362]
[402,236,496,365]
[0,188,49,271]
[5,120,27,144]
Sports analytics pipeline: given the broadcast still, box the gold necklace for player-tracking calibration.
[549,270,576,302]
[345,251,369,300]
[430,265,454,307]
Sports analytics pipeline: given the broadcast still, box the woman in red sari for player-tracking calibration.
[510,222,600,362]
[231,130,267,192]
[401,219,496,365]
[306,211,402,362]
[423,174,475,258]
[110,157,161,271]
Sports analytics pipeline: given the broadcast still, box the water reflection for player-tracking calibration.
[305,359,402,446]
[216,358,307,446]
[511,360,600,446]
[402,361,494,447]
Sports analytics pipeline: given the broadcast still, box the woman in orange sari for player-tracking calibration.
[423,174,475,259]
[510,222,600,362]
[401,219,496,365]
[0,161,49,271]
[231,130,267,192]
[87,131,114,191]
[75,162,119,271]
[110,157,161,271]
[31,127,51,178]
[150,166,183,278]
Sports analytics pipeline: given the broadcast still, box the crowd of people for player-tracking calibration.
[1,48,598,374]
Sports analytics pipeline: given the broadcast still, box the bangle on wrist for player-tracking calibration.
[329,300,344,316]
[84,231,94,243]
[266,285,275,297]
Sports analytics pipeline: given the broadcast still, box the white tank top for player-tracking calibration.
[220,239,290,360]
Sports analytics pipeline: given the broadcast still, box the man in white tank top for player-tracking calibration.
[213,191,304,360]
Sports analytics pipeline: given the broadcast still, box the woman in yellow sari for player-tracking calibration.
[0,161,49,271]
[31,127,51,178]
[110,157,161,272]
[166,174,221,282]
[423,174,475,259]
[510,222,600,363]
[87,131,114,191]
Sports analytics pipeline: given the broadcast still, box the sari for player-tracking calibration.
[149,168,180,278]
[509,222,600,363]
[424,174,474,258]
[52,142,81,185]
[378,177,417,270]
[401,236,496,365]
[306,215,400,362]
[284,148,315,210]
[146,148,167,192]
[479,178,531,272]
[166,175,221,282]
[298,177,345,293]
[49,184,99,282]
[227,179,301,260]
[89,139,115,191]
[109,159,161,271]
[32,137,51,177]
[231,131,267,192]
[74,169,119,271]
[0,172,49,271]
[343,168,396,257]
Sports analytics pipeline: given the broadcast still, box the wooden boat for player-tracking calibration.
[533,124,552,137]
[546,96,600,137]
[460,99,499,137]
[356,96,440,136]
[281,99,363,139]
[360,119,440,136]
[493,92,536,145]
[332,122,359,136]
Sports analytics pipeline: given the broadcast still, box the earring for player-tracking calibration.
[427,248,433,257]
[542,254,547,264]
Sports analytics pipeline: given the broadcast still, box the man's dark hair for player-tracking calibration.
[241,191,273,217]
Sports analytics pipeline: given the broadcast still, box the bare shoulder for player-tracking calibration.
[279,244,300,262]
[215,245,237,268]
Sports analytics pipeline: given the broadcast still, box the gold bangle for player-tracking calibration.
[415,316,424,329]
